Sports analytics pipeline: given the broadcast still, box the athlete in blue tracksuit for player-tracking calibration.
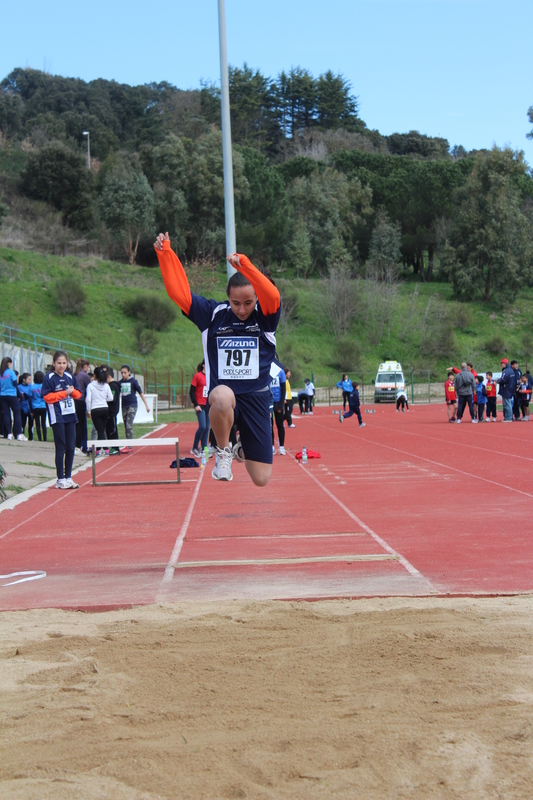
[0,357,24,439]
[270,359,287,455]
[41,351,82,489]
[339,384,366,428]
[336,374,353,412]
[30,372,47,441]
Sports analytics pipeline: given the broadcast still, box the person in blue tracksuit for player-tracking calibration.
[42,350,82,489]
[339,383,366,428]
[18,373,34,440]
[475,375,488,421]
[0,357,25,439]
[270,358,287,455]
[336,374,353,412]
[31,371,47,441]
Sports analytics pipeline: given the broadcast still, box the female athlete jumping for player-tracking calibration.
[154,233,281,486]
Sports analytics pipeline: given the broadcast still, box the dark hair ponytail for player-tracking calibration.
[226,272,253,297]
[94,366,107,384]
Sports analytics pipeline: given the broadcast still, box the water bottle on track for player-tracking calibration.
[302,446,308,465]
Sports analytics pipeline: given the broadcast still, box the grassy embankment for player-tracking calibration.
[1,246,532,388]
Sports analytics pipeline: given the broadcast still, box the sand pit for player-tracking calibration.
[1,596,533,799]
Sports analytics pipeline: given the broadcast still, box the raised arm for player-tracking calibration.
[154,233,192,315]
[227,254,280,316]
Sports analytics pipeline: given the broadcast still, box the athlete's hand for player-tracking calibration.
[154,232,170,251]
[66,385,74,395]
[194,405,201,413]
[227,253,241,269]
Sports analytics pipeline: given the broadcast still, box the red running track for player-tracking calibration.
[1,404,533,610]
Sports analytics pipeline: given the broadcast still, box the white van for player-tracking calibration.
[374,361,405,403]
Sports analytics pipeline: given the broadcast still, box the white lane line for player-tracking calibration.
[1,570,47,587]
[321,420,533,500]
[160,468,205,584]
[296,458,430,583]
[174,554,398,568]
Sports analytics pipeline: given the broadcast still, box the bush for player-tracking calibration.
[332,338,362,372]
[123,294,177,331]
[54,276,87,315]
[453,304,472,330]
[278,280,299,328]
[484,335,506,355]
[134,323,158,355]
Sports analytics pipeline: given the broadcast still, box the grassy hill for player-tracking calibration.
[1,247,531,387]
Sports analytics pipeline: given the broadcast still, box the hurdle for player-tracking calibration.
[90,438,181,487]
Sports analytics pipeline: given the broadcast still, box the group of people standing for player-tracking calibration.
[0,357,47,441]
[444,360,532,423]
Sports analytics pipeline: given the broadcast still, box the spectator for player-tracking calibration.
[0,357,25,440]
[518,373,532,421]
[475,375,487,421]
[41,350,81,489]
[454,362,477,424]
[18,373,34,440]
[511,360,522,421]
[74,359,91,454]
[31,371,47,441]
[284,368,295,428]
[298,378,314,414]
[396,387,409,412]
[339,383,365,428]
[86,366,113,451]
[270,359,287,455]
[485,371,498,422]
[190,361,210,458]
[497,358,516,422]
[119,366,150,454]
[336,374,353,412]
[444,371,457,422]
[106,368,121,454]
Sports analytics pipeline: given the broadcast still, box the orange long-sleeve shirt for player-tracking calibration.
[155,240,280,316]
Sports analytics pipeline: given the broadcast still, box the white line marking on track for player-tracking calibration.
[295,457,430,584]
[195,532,367,541]
[0,570,46,587]
[160,468,205,584]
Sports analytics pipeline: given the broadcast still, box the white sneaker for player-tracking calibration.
[279,445,286,455]
[190,448,201,457]
[288,424,296,428]
[359,422,366,428]
[339,415,344,423]
[454,419,461,424]
[55,478,70,490]
[232,441,245,463]
[65,478,79,489]
[7,434,14,440]
[212,446,233,481]
[471,419,478,424]
[75,447,83,455]
[207,445,216,457]
[16,434,28,441]
[272,445,276,455]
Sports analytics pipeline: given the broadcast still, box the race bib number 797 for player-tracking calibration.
[217,336,259,380]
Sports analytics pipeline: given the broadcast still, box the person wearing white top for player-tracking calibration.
[86,366,113,442]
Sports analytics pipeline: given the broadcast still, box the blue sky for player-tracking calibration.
[2,0,532,162]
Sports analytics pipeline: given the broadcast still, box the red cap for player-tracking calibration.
[501,358,509,364]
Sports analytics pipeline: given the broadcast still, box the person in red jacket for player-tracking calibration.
[485,371,498,421]
[444,372,457,422]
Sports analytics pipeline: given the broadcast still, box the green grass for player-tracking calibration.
[1,246,532,387]
[4,484,25,494]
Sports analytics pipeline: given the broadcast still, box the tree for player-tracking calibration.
[315,71,359,131]
[443,148,533,302]
[366,210,402,280]
[99,161,155,264]
[20,142,94,229]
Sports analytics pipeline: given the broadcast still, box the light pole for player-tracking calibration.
[218,0,236,279]
[82,130,91,170]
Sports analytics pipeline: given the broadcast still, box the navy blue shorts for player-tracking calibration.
[234,389,272,464]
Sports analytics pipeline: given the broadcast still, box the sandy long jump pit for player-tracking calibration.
[2,596,533,799]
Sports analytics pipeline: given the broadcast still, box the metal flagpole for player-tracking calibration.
[218,0,237,279]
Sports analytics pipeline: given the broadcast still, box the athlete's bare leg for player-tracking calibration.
[209,385,235,448]
[245,460,272,487]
